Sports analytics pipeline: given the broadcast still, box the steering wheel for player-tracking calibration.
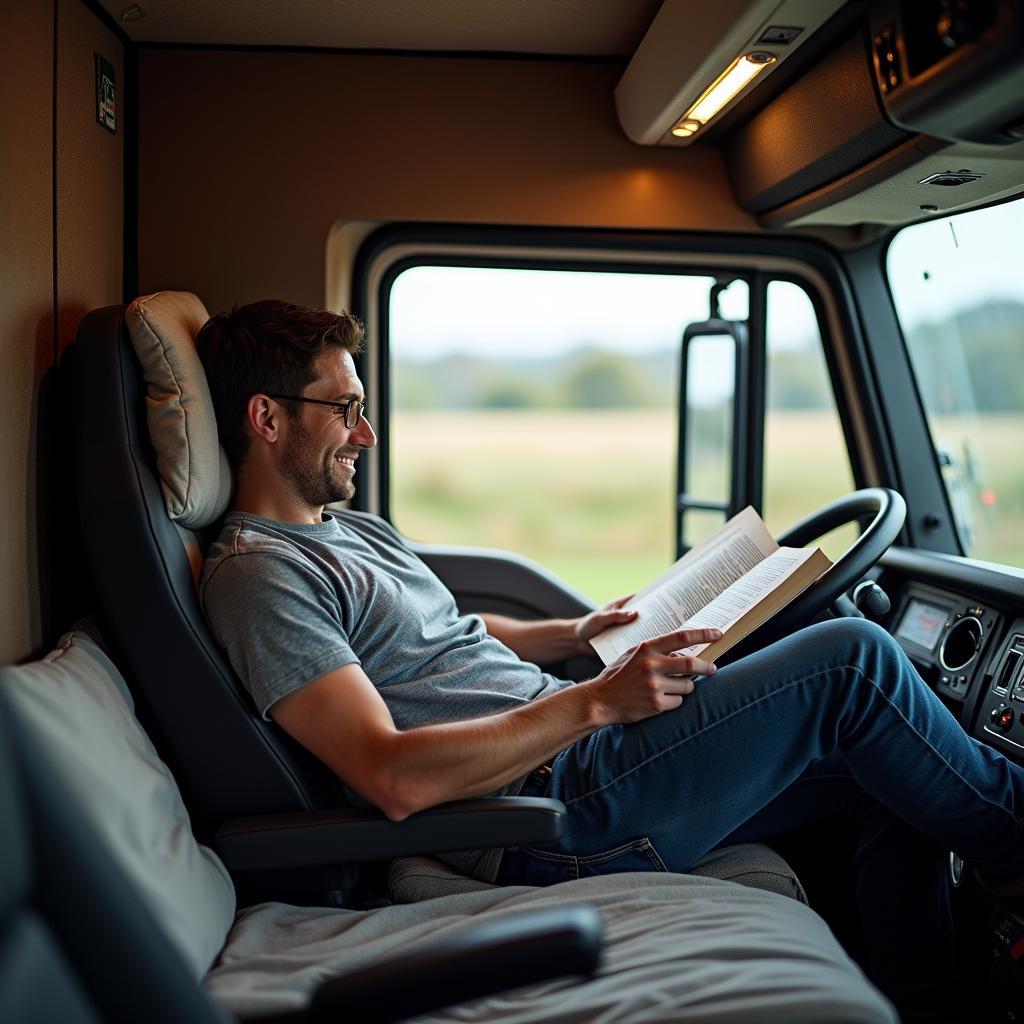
[728,488,906,659]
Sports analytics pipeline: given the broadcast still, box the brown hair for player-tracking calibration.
[197,299,364,467]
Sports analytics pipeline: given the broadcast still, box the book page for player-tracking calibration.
[671,547,820,656]
[590,506,778,663]
[591,542,829,666]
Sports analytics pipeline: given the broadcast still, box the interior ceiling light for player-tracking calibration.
[673,52,776,137]
[671,119,701,137]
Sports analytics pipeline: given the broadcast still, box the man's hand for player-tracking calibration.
[583,627,722,725]
[572,595,638,656]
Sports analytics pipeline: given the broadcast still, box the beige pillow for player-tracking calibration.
[126,290,232,529]
[0,630,236,978]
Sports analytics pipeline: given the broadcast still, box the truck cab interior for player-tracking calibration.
[2,1,1024,1021]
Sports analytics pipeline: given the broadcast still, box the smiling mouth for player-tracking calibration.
[335,454,357,470]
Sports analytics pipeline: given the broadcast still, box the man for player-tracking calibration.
[199,300,1023,1022]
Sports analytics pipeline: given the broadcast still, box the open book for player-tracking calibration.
[590,507,832,667]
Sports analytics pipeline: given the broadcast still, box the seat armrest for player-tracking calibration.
[214,796,565,873]
[307,905,601,1024]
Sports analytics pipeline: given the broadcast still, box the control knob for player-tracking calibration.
[990,705,1014,732]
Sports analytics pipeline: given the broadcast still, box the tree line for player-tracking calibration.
[393,300,1024,413]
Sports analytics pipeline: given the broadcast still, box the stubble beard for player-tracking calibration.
[281,419,354,508]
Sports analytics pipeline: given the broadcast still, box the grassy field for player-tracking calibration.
[389,408,963,603]
[927,413,1024,566]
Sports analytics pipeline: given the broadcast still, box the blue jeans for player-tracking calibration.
[497,618,1024,1022]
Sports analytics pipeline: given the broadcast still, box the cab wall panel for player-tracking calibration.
[136,50,755,312]
[56,0,124,351]
[0,0,123,664]
[0,3,54,663]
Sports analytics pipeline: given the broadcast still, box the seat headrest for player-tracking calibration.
[126,291,233,529]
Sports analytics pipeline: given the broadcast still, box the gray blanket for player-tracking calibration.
[205,873,896,1023]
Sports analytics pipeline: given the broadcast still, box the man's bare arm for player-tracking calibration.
[270,626,720,821]
[479,596,638,664]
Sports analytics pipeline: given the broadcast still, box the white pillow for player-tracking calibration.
[1,630,236,978]
[126,290,233,529]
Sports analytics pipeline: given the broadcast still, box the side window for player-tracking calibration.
[763,280,856,558]
[387,265,719,603]
[887,197,1024,568]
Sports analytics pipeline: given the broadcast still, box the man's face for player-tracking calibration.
[278,349,376,508]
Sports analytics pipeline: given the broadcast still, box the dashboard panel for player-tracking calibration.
[977,620,1024,756]
[879,549,1024,765]
[888,582,999,710]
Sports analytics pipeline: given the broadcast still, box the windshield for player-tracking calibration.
[887,198,1024,569]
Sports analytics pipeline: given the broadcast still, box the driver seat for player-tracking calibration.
[73,294,345,837]
[71,290,806,904]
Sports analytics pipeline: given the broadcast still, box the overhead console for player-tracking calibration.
[869,0,1024,146]
[617,0,1024,227]
[726,24,914,218]
[726,1,1024,225]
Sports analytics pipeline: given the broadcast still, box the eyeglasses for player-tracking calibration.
[264,393,367,429]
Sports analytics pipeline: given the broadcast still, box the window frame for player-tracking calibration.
[350,223,905,553]
[848,234,965,556]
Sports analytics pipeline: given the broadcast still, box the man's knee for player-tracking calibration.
[803,617,902,670]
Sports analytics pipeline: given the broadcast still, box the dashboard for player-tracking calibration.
[881,555,1024,763]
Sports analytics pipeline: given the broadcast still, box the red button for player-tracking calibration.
[1000,709,1014,728]
[1011,938,1024,960]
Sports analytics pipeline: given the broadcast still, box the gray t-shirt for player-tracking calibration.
[200,509,572,881]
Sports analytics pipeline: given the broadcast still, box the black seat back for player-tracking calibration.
[72,305,344,835]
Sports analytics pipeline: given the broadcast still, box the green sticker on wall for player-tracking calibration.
[96,54,116,134]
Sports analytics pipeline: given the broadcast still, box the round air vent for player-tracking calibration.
[939,616,983,672]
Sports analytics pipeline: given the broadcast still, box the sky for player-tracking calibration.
[887,196,1024,328]
[389,267,819,407]
[387,196,1023,407]
[389,267,815,359]
[389,195,1024,364]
